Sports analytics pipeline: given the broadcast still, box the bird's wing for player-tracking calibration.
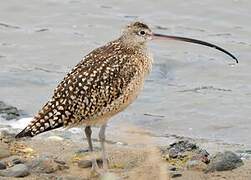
[16,41,140,138]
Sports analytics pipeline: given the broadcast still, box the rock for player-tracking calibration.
[169,140,197,152]
[161,140,199,159]
[0,162,6,170]
[0,144,11,159]
[186,159,207,171]
[78,159,103,168]
[168,165,177,171]
[161,140,210,171]
[161,140,209,171]
[169,171,182,178]
[0,164,29,177]
[197,149,210,164]
[0,155,23,167]
[169,148,179,158]
[29,158,59,174]
[0,101,20,120]
[206,151,244,172]
[78,160,92,168]
[54,159,66,165]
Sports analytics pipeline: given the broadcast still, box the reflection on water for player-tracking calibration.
[0,0,251,147]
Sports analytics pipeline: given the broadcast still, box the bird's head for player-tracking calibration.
[122,22,153,45]
[121,21,238,63]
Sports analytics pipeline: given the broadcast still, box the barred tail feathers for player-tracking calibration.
[15,103,64,138]
[15,117,63,138]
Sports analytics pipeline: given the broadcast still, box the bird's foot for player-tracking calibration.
[102,158,109,171]
[90,158,109,176]
[90,159,102,176]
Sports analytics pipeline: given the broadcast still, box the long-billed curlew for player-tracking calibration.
[16,22,238,171]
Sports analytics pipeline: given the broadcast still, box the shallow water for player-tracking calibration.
[0,0,251,147]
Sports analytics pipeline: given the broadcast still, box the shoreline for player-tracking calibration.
[0,124,251,179]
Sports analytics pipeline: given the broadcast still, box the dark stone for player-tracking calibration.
[161,140,210,163]
[0,101,20,120]
[168,148,179,158]
[168,165,177,171]
[54,159,66,165]
[206,151,244,172]
[169,140,197,152]
[0,162,6,170]
[198,149,210,164]
[161,140,199,159]
[170,171,182,178]
[0,164,29,177]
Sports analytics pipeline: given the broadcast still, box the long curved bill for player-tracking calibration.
[153,33,238,63]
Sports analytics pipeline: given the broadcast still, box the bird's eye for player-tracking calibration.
[139,30,146,36]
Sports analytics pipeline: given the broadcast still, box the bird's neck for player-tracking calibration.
[118,36,147,51]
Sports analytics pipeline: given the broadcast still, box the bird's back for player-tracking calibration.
[16,38,152,138]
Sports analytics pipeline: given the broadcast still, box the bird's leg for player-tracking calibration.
[99,124,108,170]
[85,126,93,151]
[84,126,99,171]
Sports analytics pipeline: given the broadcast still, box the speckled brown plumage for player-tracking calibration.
[16,22,153,138]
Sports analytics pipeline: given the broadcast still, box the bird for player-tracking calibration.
[16,21,238,172]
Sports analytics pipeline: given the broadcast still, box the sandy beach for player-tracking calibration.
[0,125,251,179]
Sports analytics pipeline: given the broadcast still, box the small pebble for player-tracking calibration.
[168,165,177,171]
[54,159,66,165]
[0,164,29,177]
[169,148,179,158]
[169,171,182,178]
[0,162,6,170]
[78,160,92,168]
[0,155,23,167]
[78,159,103,168]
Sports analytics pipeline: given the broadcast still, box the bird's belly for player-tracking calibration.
[83,75,145,126]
